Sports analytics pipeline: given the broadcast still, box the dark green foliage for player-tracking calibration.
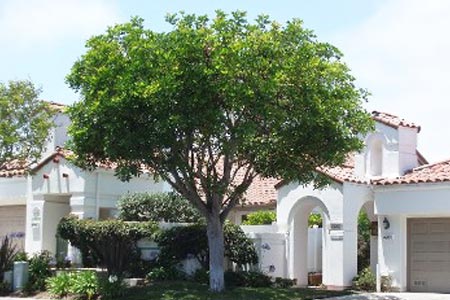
[28,250,52,291]
[192,268,209,285]
[0,236,17,282]
[155,223,258,269]
[98,275,128,299]
[242,211,276,225]
[118,192,202,222]
[224,271,272,288]
[352,267,376,292]
[0,80,54,166]
[57,215,158,276]
[358,211,371,271]
[14,251,27,262]
[0,281,10,296]
[147,266,185,281]
[273,277,297,288]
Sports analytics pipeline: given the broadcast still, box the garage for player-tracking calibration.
[0,205,26,249]
[408,218,450,292]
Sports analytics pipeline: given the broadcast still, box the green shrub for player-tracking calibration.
[242,211,276,225]
[308,213,322,227]
[0,281,11,296]
[358,211,371,271]
[273,277,297,288]
[155,222,258,270]
[224,271,272,288]
[46,272,73,298]
[191,268,209,285]
[0,236,17,282]
[14,251,28,262]
[352,267,376,292]
[146,266,185,281]
[70,271,98,300]
[28,251,53,291]
[98,275,128,299]
[57,215,158,276]
[381,275,392,292]
[118,192,202,223]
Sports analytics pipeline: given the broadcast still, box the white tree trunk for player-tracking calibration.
[207,215,225,292]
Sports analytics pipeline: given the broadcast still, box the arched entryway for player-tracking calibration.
[288,196,330,286]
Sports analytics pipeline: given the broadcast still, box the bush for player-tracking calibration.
[70,271,98,300]
[352,267,376,292]
[46,272,73,298]
[242,211,276,225]
[308,213,322,227]
[98,275,127,299]
[14,251,28,262]
[155,222,258,270]
[118,192,202,223]
[146,266,185,281]
[28,251,53,291]
[57,215,158,276]
[224,271,272,288]
[191,268,209,285]
[273,277,297,288]
[358,211,371,271]
[0,281,11,296]
[0,236,17,282]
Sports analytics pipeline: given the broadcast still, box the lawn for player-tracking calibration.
[124,281,352,300]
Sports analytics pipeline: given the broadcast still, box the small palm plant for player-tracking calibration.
[0,236,18,281]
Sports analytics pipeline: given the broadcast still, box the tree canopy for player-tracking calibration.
[66,11,373,291]
[0,80,54,167]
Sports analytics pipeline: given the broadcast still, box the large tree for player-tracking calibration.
[0,80,54,168]
[66,11,373,291]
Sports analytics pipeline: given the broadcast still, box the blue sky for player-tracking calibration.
[1,0,449,161]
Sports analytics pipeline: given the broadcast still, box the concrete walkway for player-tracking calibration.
[326,293,450,300]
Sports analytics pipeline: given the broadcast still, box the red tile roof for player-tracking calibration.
[372,111,421,132]
[374,159,450,185]
[241,176,278,207]
[0,159,27,177]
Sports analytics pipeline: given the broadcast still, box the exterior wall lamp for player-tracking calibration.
[383,217,390,230]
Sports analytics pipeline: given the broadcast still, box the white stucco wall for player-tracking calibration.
[0,177,27,206]
[374,183,450,291]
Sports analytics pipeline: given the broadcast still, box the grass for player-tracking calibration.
[124,281,352,300]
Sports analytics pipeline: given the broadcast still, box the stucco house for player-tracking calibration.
[3,102,450,293]
[264,111,450,293]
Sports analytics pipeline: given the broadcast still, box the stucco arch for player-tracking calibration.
[364,132,388,177]
[287,195,331,286]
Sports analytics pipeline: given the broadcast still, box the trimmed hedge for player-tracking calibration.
[57,215,158,275]
[155,223,258,269]
[117,192,202,223]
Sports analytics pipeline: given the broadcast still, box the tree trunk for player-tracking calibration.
[206,215,225,292]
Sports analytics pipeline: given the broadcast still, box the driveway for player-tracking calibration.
[326,293,450,300]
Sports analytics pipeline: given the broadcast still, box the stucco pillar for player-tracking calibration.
[289,209,309,286]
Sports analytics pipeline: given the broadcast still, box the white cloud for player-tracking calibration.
[0,0,121,47]
[332,0,450,162]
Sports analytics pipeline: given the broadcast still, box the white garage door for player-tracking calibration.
[0,205,26,250]
[408,218,450,292]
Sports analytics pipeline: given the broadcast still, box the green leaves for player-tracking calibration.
[0,80,54,167]
[117,192,203,223]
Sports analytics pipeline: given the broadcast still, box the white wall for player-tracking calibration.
[374,183,450,291]
[0,177,27,206]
